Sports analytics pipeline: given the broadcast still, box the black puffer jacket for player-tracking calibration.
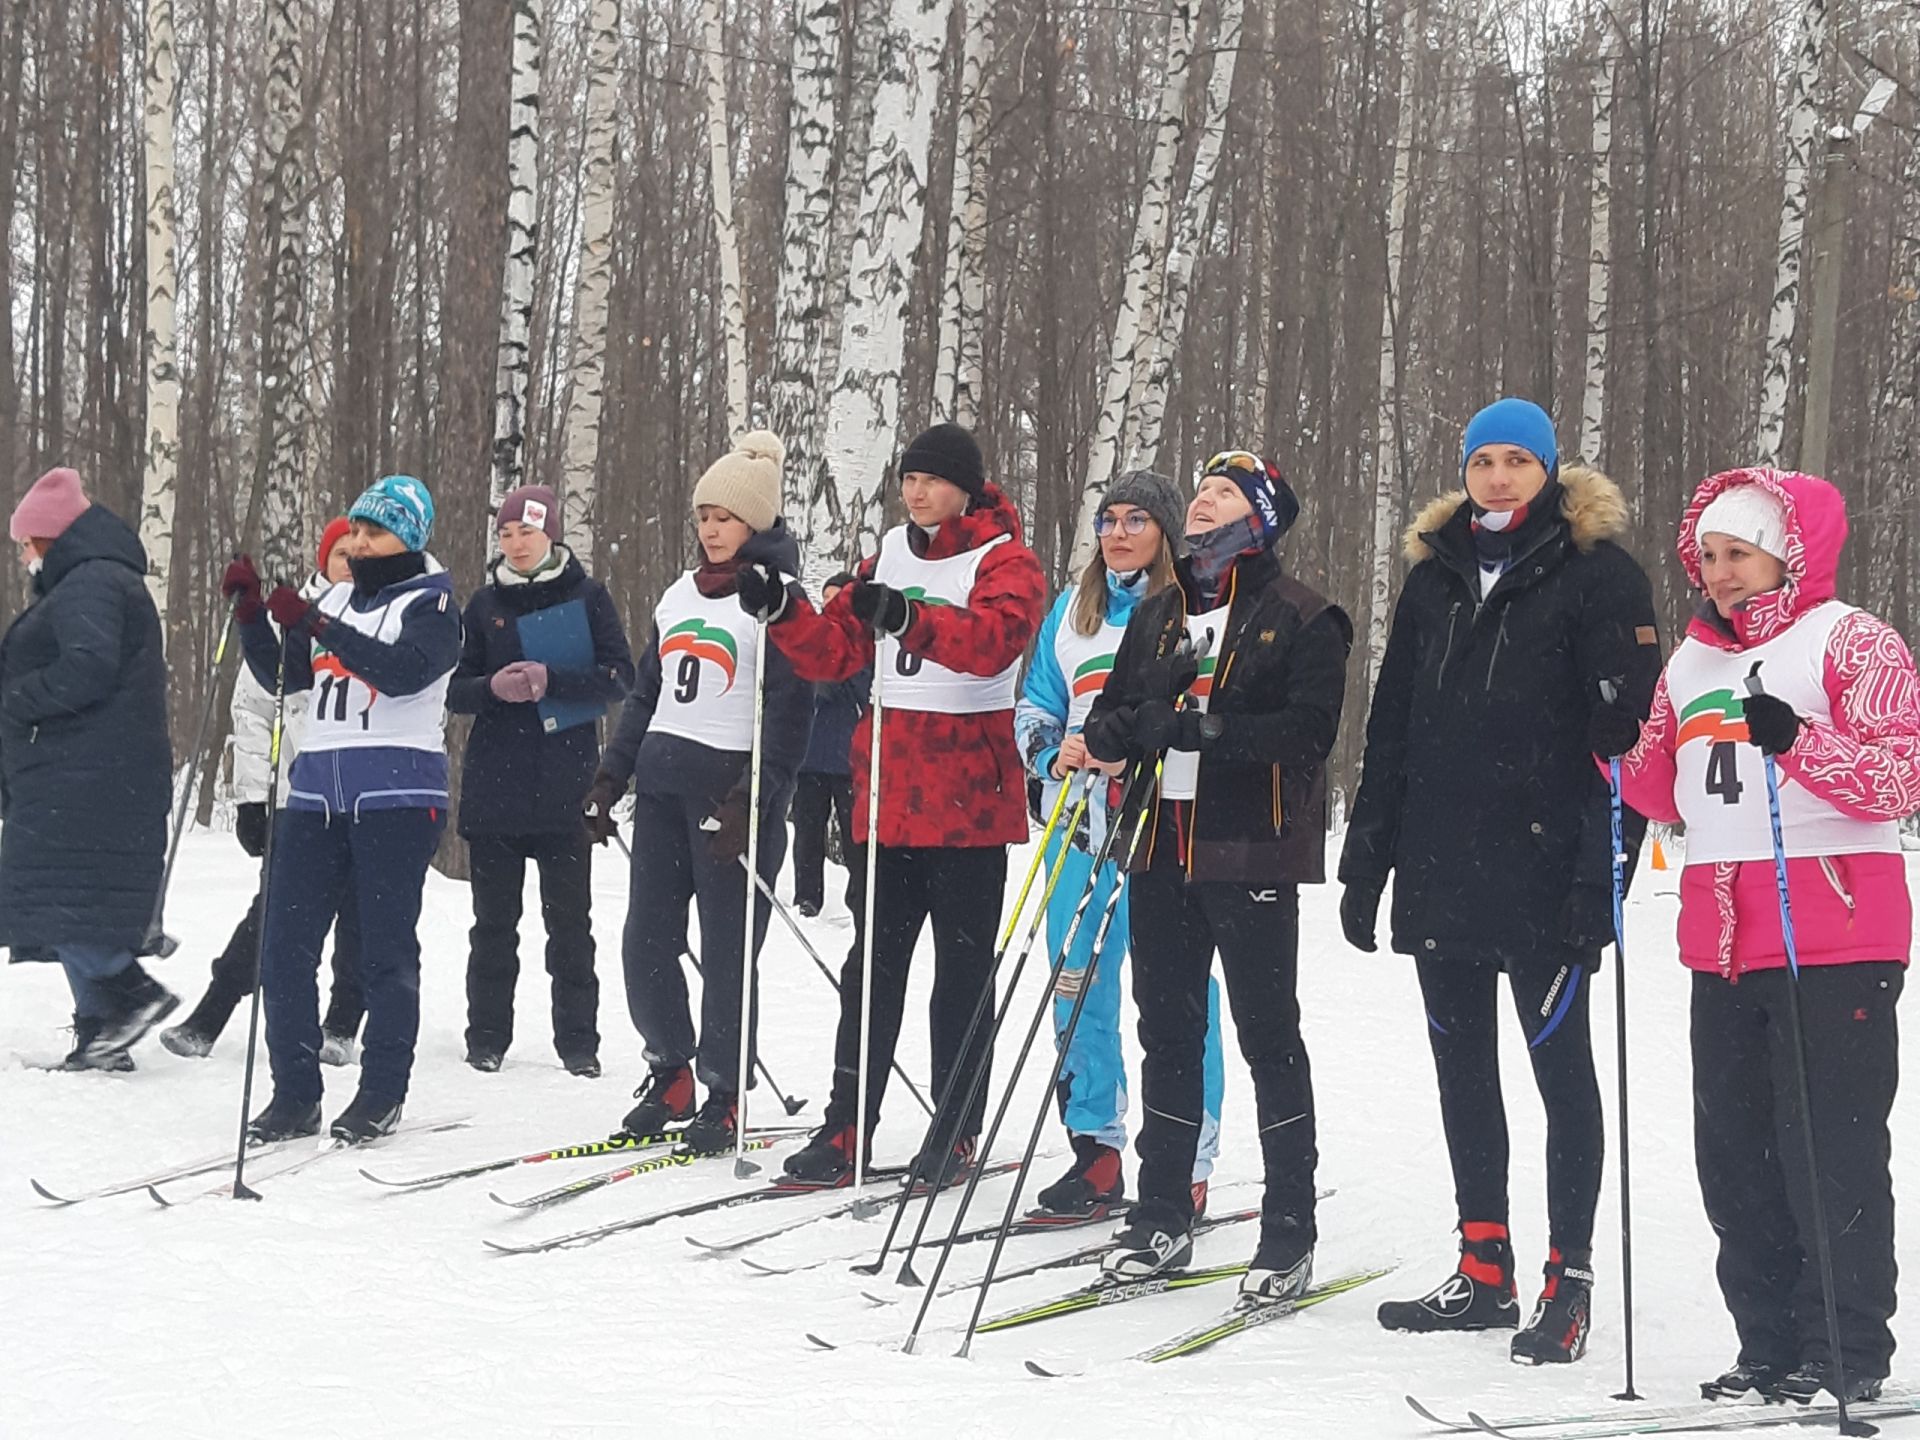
[0,506,170,955]
[448,547,634,836]
[1087,546,1353,885]
[1339,467,1660,962]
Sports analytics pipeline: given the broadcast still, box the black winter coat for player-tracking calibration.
[1338,467,1660,963]
[0,506,170,955]
[1087,546,1353,885]
[448,548,634,836]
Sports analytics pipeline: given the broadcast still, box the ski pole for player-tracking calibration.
[230,632,287,1201]
[902,757,1152,1353]
[733,616,770,1179]
[146,609,238,958]
[858,771,1092,1283]
[1599,678,1640,1403]
[855,642,885,1191]
[678,949,804,1117]
[950,759,1160,1358]
[1744,663,1870,1439]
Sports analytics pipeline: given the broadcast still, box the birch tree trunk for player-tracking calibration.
[1753,0,1826,466]
[254,0,310,584]
[1068,0,1196,574]
[932,0,994,428]
[561,0,619,569]
[1364,0,1421,694]
[701,0,750,437]
[770,0,842,519]
[811,0,954,588]
[1870,130,1919,633]
[1577,37,1614,467]
[140,0,179,617]
[1131,0,1245,473]
[491,0,541,529]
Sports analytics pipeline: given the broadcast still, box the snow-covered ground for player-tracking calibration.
[3,832,1915,1440]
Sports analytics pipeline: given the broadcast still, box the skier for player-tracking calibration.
[1340,397,1660,1364]
[1083,450,1350,1304]
[0,467,176,1069]
[584,433,809,1152]
[452,483,633,1078]
[1012,468,1226,1219]
[1609,468,1917,1405]
[162,517,366,1062]
[789,571,867,919]
[224,475,460,1145]
[735,421,1046,1184]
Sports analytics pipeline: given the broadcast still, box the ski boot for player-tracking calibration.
[909,1133,979,1194]
[1032,1135,1125,1218]
[248,1094,323,1144]
[681,1091,738,1154]
[1701,1359,1790,1402]
[620,1063,694,1137]
[1774,1364,1885,1406]
[1242,1226,1314,1303]
[1378,1220,1520,1332]
[331,1091,403,1145]
[160,987,240,1059]
[783,1122,863,1184]
[1102,1213,1194,1280]
[562,1053,602,1079]
[1511,1248,1593,1365]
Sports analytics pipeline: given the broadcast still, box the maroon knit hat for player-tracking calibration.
[496,484,562,542]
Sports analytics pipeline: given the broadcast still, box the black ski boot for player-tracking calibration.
[61,1018,134,1072]
[620,1063,694,1137]
[1701,1359,1790,1401]
[1378,1221,1520,1333]
[330,1091,403,1145]
[1032,1135,1125,1217]
[247,1094,323,1144]
[88,963,179,1058]
[1511,1248,1594,1365]
[465,1047,504,1073]
[783,1122,862,1184]
[562,1053,602,1078]
[681,1091,738,1153]
[1242,1222,1314,1302]
[1101,1212,1194,1280]
[160,986,241,1058]
[1774,1364,1885,1406]
[909,1132,979,1193]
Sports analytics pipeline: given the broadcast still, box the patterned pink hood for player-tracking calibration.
[1677,467,1846,650]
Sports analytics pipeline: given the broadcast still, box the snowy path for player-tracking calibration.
[3,833,1915,1439]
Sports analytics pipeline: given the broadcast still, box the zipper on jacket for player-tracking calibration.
[1435,602,1463,690]
[1818,856,1856,929]
[1183,567,1237,879]
[1271,765,1284,835]
[1484,608,1511,692]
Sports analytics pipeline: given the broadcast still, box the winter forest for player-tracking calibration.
[2,0,1917,808]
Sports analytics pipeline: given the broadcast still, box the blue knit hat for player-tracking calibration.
[1462,398,1558,477]
[348,474,435,552]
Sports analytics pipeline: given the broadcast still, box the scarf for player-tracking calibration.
[349,548,427,599]
[694,555,745,599]
[1468,475,1560,574]
[1185,516,1265,609]
[494,543,569,588]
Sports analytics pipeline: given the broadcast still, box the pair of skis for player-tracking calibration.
[150,1116,474,1206]
[1408,1388,1918,1439]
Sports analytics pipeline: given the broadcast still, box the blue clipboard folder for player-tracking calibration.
[515,600,607,735]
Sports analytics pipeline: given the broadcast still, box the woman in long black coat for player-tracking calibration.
[1339,399,1660,1365]
[0,468,175,1070]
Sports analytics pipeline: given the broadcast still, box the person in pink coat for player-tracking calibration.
[1605,466,1919,1407]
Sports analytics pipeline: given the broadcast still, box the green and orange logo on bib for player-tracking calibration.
[1189,654,1220,700]
[1070,653,1117,699]
[1676,688,1750,748]
[661,619,740,693]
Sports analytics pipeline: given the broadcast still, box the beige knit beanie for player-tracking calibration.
[691,430,785,533]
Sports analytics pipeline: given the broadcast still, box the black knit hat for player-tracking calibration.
[899,422,985,498]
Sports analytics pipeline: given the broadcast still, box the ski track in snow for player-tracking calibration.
[3,833,1915,1439]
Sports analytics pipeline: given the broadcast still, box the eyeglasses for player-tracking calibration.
[1093,510,1154,537]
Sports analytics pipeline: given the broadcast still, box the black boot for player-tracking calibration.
[60,1017,135,1072]
[160,985,243,1058]
[1242,1223,1314,1302]
[680,1091,738,1153]
[247,1094,322,1144]
[908,1132,979,1194]
[1101,1213,1194,1280]
[1774,1364,1885,1406]
[1511,1248,1594,1365]
[1701,1359,1790,1402]
[1032,1135,1125,1217]
[330,1090,403,1145]
[1378,1221,1520,1333]
[88,963,180,1058]
[619,1063,694,1138]
[783,1122,862,1184]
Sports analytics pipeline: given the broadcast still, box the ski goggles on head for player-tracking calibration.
[1092,510,1155,537]
[1200,449,1270,481]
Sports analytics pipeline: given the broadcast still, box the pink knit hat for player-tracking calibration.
[10,467,90,543]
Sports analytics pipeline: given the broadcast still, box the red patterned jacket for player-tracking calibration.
[768,483,1046,848]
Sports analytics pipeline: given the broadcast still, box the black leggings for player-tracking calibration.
[1415,951,1603,1256]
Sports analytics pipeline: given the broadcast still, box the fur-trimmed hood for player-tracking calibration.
[1401,465,1630,564]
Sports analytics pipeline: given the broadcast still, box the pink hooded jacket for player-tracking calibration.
[1618,468,1920,979]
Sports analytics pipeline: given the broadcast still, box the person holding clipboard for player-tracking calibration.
[450,484,634,1078]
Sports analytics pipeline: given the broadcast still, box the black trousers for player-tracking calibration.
[1692,962,1902,1379]
[826,843,1007,1151]
[1415,950,1604,1256]
[622,789,787,1092]
[465,830,599,1062]
[791,772,853,911]
[1129,869,1317,1250]
[208,869,364,1038]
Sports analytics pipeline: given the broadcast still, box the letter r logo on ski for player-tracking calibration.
[1071,653,1117,699]
[660,619,740,693]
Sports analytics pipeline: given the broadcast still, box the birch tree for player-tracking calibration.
[254,0,311,584]
[1753,0,1827,466]
[1577,32,1614,468]
[561,0,619,568]
[701,0,750,437]
[1069,0,1197,573]
[1364,0,1421,694]
[140,0,179,616]
[811,0,954,586]
[491,0,542,524]
[1131,0,1245,472]
[771,0,842,519]
[932,0,995,428]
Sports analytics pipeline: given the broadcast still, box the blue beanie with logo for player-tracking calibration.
[1461,398,1558,477]
[348,474,435,553]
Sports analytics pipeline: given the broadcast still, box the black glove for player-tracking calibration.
[1137,648,1201,702]
[705,789,752,863]
[736,562,791,623]
[235,802,269,860]
[1084,705,1138,765]
[1587,697,1642,759]
[1560,880,1616,950]
[1742,691,1804,757]
[583,772,624,846]
[849,581,914,638]
[1339,880,1383,953]
[1131,699,1222,755]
